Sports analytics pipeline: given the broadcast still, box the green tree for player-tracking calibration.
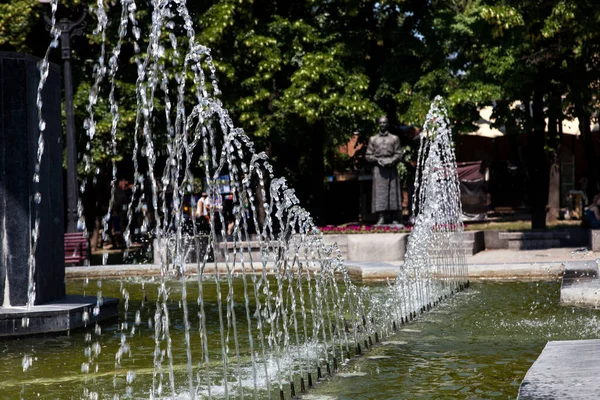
[0,0,40,52]
[542,1,600,204]
[9,0,600,229]
[196,0,385,222]
[426,0,600,228]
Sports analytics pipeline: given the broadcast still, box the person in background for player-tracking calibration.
[584,193,600,229]
[109,177,133,248]
[195,192,211,231]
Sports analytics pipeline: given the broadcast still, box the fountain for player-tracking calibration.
[0,51,118,336]
[0,0,468,398]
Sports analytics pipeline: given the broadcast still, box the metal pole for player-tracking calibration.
[45,11,86,233]
[60,29,78,233]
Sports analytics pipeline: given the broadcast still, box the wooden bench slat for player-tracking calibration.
[64,232,89,266]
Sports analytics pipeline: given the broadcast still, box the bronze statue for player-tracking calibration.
[365,116,403,225]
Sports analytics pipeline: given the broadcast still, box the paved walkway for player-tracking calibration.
[466,247,599,281]
[469,247,598,264]
[345,247,599,281]
[66,247,600,282]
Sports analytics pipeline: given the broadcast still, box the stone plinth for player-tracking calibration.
[322,234,349,259]
[518,339,600,399]
[323,232,481,262]
[560,260,600,307]
[347,233,408,262]
[323,233,409,262]
[484,230,509,249]
[216,239,265,263]
[153,235,213,265]
[463,230,485,255]
[0,52,65,306]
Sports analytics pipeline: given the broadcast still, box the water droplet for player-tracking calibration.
[22,354,33,372]
[126,370,136,384]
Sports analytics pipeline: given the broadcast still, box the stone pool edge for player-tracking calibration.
[65,260,567,282]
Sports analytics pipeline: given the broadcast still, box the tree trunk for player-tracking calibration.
[546,98,561,224]
[530,86,548,229]
[308,120,325,224]
[546,155,560,224]
[577,107,597,201]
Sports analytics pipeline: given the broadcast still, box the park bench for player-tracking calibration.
[64,232,89,266]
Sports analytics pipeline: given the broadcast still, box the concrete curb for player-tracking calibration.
[67,263,273,279]
[66,261,327,280]
[67,260,573,282]
[345,261,566,282]
[468,262,564,281]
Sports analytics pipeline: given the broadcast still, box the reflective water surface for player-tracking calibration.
[307,281,600,399]
[2,280,599,399]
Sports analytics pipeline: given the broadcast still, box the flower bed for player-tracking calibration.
[319,224,410,234]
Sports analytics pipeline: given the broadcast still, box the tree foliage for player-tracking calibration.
[422,0,600,227]
[1,0,600,225]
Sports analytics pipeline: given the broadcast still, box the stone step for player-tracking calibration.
[518,339,600,399]
[499,231,570,240]
[463,230,485,255]
[462,239,477,255]
[508,239,561,250]
[499,230,570,250]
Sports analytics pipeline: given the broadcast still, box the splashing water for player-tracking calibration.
[31,1,467,398]
[27,0,61,311]
[396,95,468,309]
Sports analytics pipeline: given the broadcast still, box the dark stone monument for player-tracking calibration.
[0,52,65,307]
[0,53,118,337]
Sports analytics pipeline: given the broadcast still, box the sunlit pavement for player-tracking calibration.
[67,247,599,282]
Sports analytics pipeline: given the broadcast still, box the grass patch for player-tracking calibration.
[320,220,585,234]
[464,220,584,231]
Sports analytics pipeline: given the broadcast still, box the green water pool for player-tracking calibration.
[1,280,598,399]
[310,281,600,399]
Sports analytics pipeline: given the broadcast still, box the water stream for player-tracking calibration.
[2,280,600,398]
[21,1,468,398]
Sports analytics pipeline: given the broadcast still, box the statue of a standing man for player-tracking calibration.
[365,116,403,225]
